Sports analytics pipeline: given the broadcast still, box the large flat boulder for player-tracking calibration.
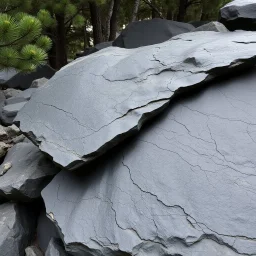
[220,0,256,31]
[42,68,256,256]
[0,142,59,202]
[113,18,194,48]
[0,203,36,256]
[15,31,256,170]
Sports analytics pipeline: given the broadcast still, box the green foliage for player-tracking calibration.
[0,10,52,72]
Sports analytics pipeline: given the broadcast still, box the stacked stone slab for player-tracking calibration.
[220,0,256,31]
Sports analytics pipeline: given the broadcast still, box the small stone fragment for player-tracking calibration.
[0,142,9,158]
[30,77,49,88]
[25,246,43,256]
[0,162,12,176]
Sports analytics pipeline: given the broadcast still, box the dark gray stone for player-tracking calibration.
[5,65,55,90]
[113,18,194,48]
[42,68,256,256]
[45,238,68,256]
[193,21,229,32]
[15,31,256,170]
[220,0,256,31]
[0,203,36,256]
[0,142,59,201]
[0,91,5,125]
[0,69,17,85]
[30,77,48,88]
[76,41,113,58]
[25,246,43,256]
[37,211,62,253]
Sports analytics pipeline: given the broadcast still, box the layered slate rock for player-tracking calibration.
[194,21,229,32]
[0,203,36,256]
[113,18,194,48]
[45,238,68,256]
[0,142,59,201]
[16,31,256,170]
[5,65,55,90]
[42,68,256,256]
[220,0,256,31]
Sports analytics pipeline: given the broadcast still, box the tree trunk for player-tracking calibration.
[55,14,67,69]
[166,4,173,20]
[104,0,114,41]
[177,0,188,22]
[131,0,140,22]
[89,1,103,45]
[109,0,121,41]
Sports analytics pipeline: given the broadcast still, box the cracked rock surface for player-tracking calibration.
[0,203,36,256]
[45,238,69,256]
[42,68,256,256]
[0,142,59,201]
[16,31,256,170]
[220,0,256,31]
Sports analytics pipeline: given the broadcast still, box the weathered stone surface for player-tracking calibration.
[16,31,256,170]
[220,0,256,31]
[0,88,37,125]
[37,211,62,252]
[0,203,36,256]
[113,18,194,48]
[0,142,9,158]
[194,21,229,32]
[42,68,256,256]
[30,77,48,88]
[0,69,17,85]
[3,88,22,99]
[45,238,68,256]
[0,142,59,201]
[25,246,43,256]
[5,65,55,90]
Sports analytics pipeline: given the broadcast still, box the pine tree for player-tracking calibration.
[0,0,52,72]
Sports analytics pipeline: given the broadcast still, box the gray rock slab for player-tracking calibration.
[15,31,256,170]
[113,18,194,48]
[3,101,26,117]
[30,77,48,88]
[25,246,43,256]
[5,65,55,90]
[5,88,37,105]
[194,21,229,32]
[0,203,36,256]
[37,211,62,252]
[220,0,256,31]
[45,238,68,256]
[3,88,22,99]
[42,68,256,256]
[0,69,18,85]
[0,142,59,201]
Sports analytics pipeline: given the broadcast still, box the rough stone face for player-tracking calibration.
[113,18,194,48]
[42,68,256,256]
[5,65,55,90]
[45,238,68,256]
[15,31,256,170]
[0,203,36,256]
[194,21,229,32]
[0,142,59,201]
[30,77,49,88]
[220,0,256,31]
[3,88,22,99]
[25,246,43,256]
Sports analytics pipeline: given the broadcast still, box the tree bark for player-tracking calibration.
[131,0,140,22]
[166,4,173,20]
[177,0,188,22]
[109,0,121,41]
[55,14,67,69]
[104,0,114,41]
[89,1,103,45]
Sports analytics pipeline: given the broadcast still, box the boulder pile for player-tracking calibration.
[1,1,256,255]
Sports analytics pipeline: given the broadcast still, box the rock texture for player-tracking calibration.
[30,77,48,88]
[5,65,55,90]
[45,238,68,256]
[15,31,256,170]
[0,142,59,201]
[0,203,36,256]
[0,88,37,125]
[25,246,43,256]
[113,18,194,48]
[220,0,256,31]
[42,68,256,256]
[194,21,229,32]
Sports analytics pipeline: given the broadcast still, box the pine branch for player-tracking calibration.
[141,0,164,19]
